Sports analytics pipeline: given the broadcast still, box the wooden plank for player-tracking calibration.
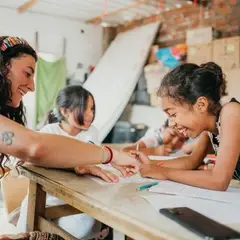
[26,181,46,231]
[45,204,82,219]
[86,0,152,24]
[17,0,39,13]
[38,216,78,240]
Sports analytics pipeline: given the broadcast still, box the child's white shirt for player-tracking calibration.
[40,123,100,145]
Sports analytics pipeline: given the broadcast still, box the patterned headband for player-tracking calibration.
[0,37,29,52]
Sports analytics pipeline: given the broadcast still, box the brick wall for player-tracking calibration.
[117,2,240,47]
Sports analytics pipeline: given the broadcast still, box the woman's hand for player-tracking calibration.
[74,165,119,183]
[111,148,140,172]
[111,163,135,177]
[140,164,168,180]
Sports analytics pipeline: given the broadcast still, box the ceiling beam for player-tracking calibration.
[117,4,196,32]
[17,0,40,13]
[86,0,152,24]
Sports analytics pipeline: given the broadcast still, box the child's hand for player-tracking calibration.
[162,128,185,149]
[130,150,151,164]
[74,166,119,183]
[140,164,167,180]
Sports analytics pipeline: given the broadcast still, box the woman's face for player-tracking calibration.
[7,54,36,107]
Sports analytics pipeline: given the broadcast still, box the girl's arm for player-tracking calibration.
[141,102,240,191]
[0,115,137,168]
[140,145,172,156]
[181,141,198,155]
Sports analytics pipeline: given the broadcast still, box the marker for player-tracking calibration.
[137,181,159,191]
[156,161,164,166]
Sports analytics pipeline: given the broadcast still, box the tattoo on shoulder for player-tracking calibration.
[1,131,15,145]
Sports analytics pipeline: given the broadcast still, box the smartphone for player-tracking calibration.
[160,207,240,240]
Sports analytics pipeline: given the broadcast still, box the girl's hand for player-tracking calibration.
[140,164,167,180]
[129,150,151,164]
[74,165,119,183]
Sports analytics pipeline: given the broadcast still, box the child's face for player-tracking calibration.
[81,96,95,129]
[63,96,95,131]
[161,97,209,138]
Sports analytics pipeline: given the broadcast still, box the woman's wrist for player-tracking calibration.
[101,146,113,164]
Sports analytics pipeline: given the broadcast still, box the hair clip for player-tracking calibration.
[52,108,58,117]
[0,37,29,52]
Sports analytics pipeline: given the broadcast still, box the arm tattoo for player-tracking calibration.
[1,131,15,145]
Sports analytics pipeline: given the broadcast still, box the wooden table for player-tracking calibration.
[20,165,240,240]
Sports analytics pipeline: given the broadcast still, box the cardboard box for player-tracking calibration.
[150,92,160,107]
[188,43,212,65]
[187,27,212,46]
[213,36,240,70]
[147,45,159,64]
[223,68,240,102]
[144,63,169,94]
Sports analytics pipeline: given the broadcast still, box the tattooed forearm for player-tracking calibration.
[1,131,14,145]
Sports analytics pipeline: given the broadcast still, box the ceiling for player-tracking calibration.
[0,0,193,26]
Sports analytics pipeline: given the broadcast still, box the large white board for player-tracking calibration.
[84,22,160,142]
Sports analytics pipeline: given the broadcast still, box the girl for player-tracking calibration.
[42,85,120,182]
[18,85,115,239]
[134,62,240,191]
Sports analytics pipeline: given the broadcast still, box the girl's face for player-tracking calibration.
[62,96,95,131]
[161,96,209,138]
[81,96,95,129]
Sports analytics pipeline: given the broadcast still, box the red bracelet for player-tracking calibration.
[103,146,113,164]
[156,161,164,166]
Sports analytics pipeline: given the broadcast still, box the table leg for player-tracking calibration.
[26,180,46,231]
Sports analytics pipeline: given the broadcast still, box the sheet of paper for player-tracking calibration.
[143,194,240,225]
[149,155,210,162]
[149,156,178,161]
[149,180,240,204]
[88,164,156,185]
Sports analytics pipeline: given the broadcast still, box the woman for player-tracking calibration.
[0,36,139,171]
[0,36,140,238]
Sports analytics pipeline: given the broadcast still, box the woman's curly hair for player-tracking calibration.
[0,36,37,177]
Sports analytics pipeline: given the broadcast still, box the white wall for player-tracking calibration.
[0,7,102,76]
[0,7,103,129]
